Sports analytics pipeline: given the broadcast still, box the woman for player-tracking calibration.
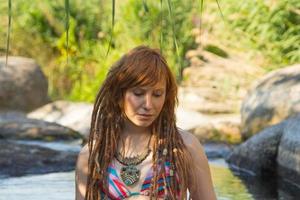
[76,46,216,200]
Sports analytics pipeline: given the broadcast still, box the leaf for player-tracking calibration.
[5,0,12,67]
[142,0,149,13]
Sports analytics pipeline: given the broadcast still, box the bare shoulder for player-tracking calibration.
[178,129,217,200]
[76,143,89,176]
[78,143,89,158]
[76,144,90,174]
[178,129,204,153]
[75,144,90,200]
[178,129,208,173]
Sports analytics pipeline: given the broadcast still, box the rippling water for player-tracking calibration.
[0,172,74,200]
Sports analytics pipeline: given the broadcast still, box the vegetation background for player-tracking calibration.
[0,0,299,102]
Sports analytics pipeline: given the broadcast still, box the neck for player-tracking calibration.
[118,120,153,154]
[122,119,152,138]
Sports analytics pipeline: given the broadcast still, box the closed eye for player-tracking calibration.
[153,91,164,97]
[132,89,144,96]
[134,92,144,96]
[153,93,162,97]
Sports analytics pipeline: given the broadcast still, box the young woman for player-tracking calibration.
[75,46,217,200]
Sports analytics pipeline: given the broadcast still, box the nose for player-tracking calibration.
[143,94,153,110]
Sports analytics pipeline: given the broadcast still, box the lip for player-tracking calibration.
[137,114,153,119]
[138,113,153,116]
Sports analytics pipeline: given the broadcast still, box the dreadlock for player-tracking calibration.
[85,46,193,200]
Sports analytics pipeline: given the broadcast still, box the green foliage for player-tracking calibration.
[118,0,198,78]
[3,0,298,101]
[204,0,300,70]
[0,0,197,101]
[204,44,228,58]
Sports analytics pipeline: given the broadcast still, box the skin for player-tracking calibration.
[75,79,216,200]
[119,79,166,157]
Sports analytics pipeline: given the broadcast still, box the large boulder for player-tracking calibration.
[0,140,77,177]
[226,123,284,176]
[28,101,93,138]
[227,114,300,185]
[241,64,300,138]
[277,116,300,185]
[0,56,50,112]
[0,112,83,141]
[176,106,242,144]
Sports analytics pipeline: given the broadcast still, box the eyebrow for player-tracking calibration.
[134,87,166,90]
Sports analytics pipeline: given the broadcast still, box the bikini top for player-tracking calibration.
[99,161,180,200]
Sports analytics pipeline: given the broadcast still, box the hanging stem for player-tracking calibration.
[167,0,181,80]
[65,0,70,64]
[106,0,115,57]
[160,0,163,52]
[215,0,224,20]
[5,0,12,67]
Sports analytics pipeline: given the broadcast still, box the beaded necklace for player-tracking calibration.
[115,134,152,186]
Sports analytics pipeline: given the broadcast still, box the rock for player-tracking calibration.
[182,50,264,115]
[192,118,241,144]
[241,64,300,138]
[176,106,209,130]
[0,112,82,141]
[227,114,300,185]
[226,123,284,176]
[182,112,242,144]
[0,140,77,177]
[277,116,300,185]
[28,101,93,138]
[204,143,233,159]
[0,57,50,112]
[178,87,238,114]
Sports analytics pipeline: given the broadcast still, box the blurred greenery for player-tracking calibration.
[0,0,299,101]
[0,0,198,101]
[203,0,300,70]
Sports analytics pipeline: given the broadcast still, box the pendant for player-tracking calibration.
[120,165,140,186]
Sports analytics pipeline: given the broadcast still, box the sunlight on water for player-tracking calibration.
[210,159,254,200]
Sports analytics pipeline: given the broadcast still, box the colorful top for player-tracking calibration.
[99,161,180,200]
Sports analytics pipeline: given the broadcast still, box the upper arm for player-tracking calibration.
[179,130,217,200]
[75,144,89,200]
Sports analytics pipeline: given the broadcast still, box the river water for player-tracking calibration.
[0,159,250,200]
[0,142,299,200]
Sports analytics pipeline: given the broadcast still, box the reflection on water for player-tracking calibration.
[210,159,300,200]
[210,159,254,200]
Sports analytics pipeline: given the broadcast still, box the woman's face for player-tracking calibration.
[123,79,166,128]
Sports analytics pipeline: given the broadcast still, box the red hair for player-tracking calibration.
[86,46,191,199]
